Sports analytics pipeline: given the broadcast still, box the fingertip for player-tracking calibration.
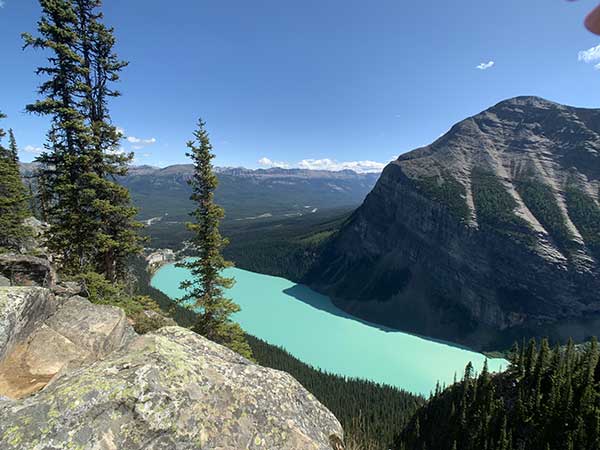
[585,5,600,35]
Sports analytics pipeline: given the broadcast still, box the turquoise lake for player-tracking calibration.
[152,264,506,396]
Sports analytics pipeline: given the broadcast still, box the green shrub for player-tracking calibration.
[76,271,168,334]
[130,311,172,334]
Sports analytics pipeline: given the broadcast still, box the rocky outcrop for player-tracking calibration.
[0,327,343,449]
[0,284,343,449]
[0,290,135,400]
[306,96,600,350]
[0,287,57,362]
[0,254,56,288]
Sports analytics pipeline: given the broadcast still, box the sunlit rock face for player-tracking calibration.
[0,326,343,450]
[307,96,600,350]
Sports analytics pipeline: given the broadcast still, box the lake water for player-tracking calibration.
[152,264,506,396]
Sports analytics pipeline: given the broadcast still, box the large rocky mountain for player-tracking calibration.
[306,96,600,350]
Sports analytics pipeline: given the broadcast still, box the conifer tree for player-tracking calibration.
[24,0,142,279]
[395,337,600,450]
[72,0,143,280]
[24,0,96,272]
[0,113,32,251]
[176,119,252,359]
[8,129,18,163]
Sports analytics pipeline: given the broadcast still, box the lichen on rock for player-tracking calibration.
[0,326,344,449]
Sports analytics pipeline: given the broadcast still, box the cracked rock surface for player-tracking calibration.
[0,327,343,450]
[0,286,343,449]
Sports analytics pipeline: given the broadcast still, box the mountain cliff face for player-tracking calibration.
[306,97,600,350]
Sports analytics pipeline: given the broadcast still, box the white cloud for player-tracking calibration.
[258,156,389,173]
[0,1,5,8]
[257,157,290,169]
[23,145,42,154]
[578,44,600,69]
[476,61,495,70]
[578,44,600,63]
[126,136,156,145]
[298,158,386,173]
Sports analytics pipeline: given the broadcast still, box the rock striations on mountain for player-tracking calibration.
[306,96,600,350]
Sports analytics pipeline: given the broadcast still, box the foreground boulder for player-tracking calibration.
[0,287,57,362]
[0,327,344,449]
[0,295,135,399]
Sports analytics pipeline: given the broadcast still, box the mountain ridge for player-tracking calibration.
[20,163,380,222]
[305,96,600,350]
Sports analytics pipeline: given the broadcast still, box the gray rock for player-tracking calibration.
[0,292,136,400]
[0,327,344,450]
[20,217,48,253]
[0,254,56,288]
[0,287,57,362]
[0,275,10,287]
[44,296,135,359]
[52,281,85,298]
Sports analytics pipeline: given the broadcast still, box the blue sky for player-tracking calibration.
[1,0,599,171]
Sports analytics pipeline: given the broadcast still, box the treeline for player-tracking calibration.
[221,208,351,282]
[0,114,31,251]
[395,338,600,450]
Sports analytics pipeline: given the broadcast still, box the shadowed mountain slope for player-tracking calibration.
[306,96,600,350]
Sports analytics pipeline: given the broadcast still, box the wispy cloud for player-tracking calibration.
[23,145,42,154]
[578,44,600,70]
[476,61,495,70]
[258,156,387,173]
[0,1,6,8]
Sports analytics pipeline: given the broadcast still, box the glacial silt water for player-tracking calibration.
[152,264,505,396]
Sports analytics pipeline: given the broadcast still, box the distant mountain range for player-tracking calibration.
[120,165,379,222]
[306,96,600,350]
[20,163,379,222]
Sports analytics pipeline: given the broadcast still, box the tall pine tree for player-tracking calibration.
[176,119,252,359]
[24,0,96,272]
[24,0,142,279]
[72,0,143,281]
[0,113,32,251]
[8,129,19,163]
